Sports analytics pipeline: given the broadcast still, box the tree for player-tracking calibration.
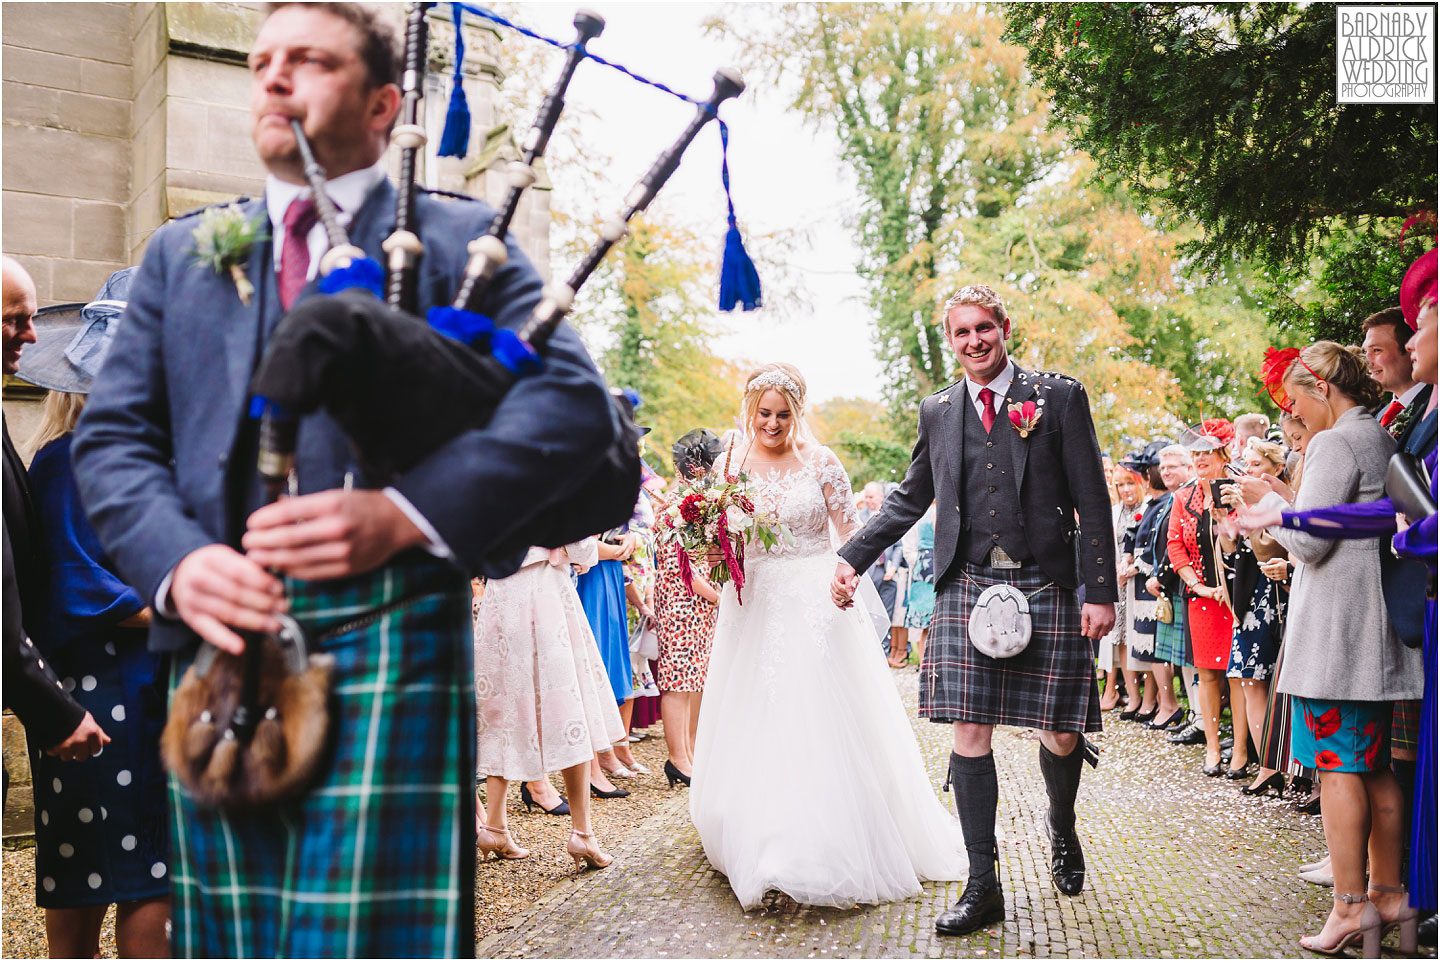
[1003,4,1436,273]
[810,396,912,485]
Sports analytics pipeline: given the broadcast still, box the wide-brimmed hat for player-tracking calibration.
[671,428,721,477]
[610,387,652,436]
[16,267,136,394]
[1178,418,1234,453]
[1119,439,1168,474]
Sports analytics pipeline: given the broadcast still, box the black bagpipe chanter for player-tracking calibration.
[163,3,744,809]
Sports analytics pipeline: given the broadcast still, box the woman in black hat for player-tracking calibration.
[18,269,170,958]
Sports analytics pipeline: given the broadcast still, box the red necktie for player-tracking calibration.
[978,386,996,432]
[278,196,319,310]
[1380,399,1404,428]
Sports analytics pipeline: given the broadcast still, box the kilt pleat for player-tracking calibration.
[921,563,1101,733]
[167,555,475,958]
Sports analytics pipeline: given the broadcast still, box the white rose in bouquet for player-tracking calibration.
[724,504,754,532]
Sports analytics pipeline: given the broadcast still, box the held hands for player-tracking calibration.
[46,712,109,762]
[831,560,860,610]
[1080,602,1116,640]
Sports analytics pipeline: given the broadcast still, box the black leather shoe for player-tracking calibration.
[1168,724,1206,745]
[1417,913,1436,947]
[1148,708,1186,730]
[935,880,1005,936]
[1118,707,1140,721]
[1202,762,1225,777]
[1047,825,1086,895]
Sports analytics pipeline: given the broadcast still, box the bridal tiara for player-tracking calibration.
[746,369,802,398]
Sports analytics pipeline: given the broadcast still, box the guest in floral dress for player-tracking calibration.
[473,539,624,869]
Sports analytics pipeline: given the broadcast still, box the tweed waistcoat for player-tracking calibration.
[959,395,1030,564]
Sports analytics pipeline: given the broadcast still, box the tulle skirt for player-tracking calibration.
[690,551,967,909]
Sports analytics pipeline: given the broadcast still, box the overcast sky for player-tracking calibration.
[509,2,886,402]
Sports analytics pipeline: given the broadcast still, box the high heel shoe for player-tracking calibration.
[1202,761,1225,777]
[602,765,636,780]
[1133,706,1159,723]
[1147,708,1186,730]
[520,783,570,816]
[1225,762,1254,780]
[664,759,692,788]
[590,782,630,799]
[1299,853,1331,875]
[566,829,613,871]
[1242,772,1285,796]
[477,825,530,862]
[626,761,651,776]
[1368,883,1420,954]
[1118,706,1140,721]
[1294,793,1322,815]
[1299,893,1381,957]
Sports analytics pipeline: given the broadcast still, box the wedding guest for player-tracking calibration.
[1167,419,1236,775]
[473,539,622,870]
[622,481,661,755]
[17,271,168,959]
[902,502,938,667]
[1215,438,1289,779]
[886,481,912,667]
[857,481,903,653]
[1146,446,1196,732]
[1233,413,1271,460]
[654,430,723,788]
[1122,444,1173,723]
[1100,463,1147,718]
[1252,341,1422,954]
[577,528,637,798]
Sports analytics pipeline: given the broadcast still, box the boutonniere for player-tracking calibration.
[939,392,952,405]
[1007,400,1042,438]
[191,204,267,305]
[1389,403,1417,440]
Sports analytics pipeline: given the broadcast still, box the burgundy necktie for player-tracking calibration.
[278,196,319,310]
[978,386,996,432]
[1380,399,1404,428]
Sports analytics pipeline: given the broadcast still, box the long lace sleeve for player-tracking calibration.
[816,447,860,544]
[565,537,599,573]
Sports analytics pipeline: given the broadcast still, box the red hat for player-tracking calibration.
[1401,249,1437,330]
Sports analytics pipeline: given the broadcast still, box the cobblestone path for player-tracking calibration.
[479,670,1336,958]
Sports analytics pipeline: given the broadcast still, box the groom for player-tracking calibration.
[832,284,1115,936]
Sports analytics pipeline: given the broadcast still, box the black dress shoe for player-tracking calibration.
[1202,762,1225,777]
[1133,706,1159,724]
[1224,763,1253,780]
[1148,708,1186,730]
[1047,826,1086,895]
[1417,913,1436,947]
[935,880,1005,936]
[1118,707,1140,721]
[1168,724,1206,745]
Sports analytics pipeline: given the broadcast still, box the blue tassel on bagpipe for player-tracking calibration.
[716,122,761,312]
[491,328,544,377]
[427,305,495,346]
[317,257,386,299]
[437,5,471,158]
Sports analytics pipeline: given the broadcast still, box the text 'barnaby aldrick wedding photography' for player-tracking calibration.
[1337,5,1435,103]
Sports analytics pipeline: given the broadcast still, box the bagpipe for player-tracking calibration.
[163,2,754,810]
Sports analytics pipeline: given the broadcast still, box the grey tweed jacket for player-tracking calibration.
[1272,406,1423,702]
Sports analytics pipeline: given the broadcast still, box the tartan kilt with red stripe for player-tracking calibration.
[920,561,1102,733]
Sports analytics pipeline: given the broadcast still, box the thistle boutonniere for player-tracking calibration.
[1388,402,1417,441]
[191,204,267,305]
[1007,400,1042,439]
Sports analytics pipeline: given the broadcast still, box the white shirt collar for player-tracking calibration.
[265,162,386,266]
[1396,382,1426,407]
[963,359,1016,405]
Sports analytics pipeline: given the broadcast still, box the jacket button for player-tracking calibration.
[988,485,996,493]
[217,454,228,468]
[1097,558,1104,565]
[1090,538,1099,546]
[989,510,996,517]
[992,533,1000,541]
[986,441,994,449]
[986,462,994,470]
[1098,575,1106,583]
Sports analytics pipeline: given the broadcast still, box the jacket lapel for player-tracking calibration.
[936,383,961,492]
[1005,364,1036,498]
[220,200,273,424]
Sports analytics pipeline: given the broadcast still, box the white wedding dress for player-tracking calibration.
[690,446,967,909]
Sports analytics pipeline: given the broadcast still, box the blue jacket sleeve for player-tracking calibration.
[71,229,218,606]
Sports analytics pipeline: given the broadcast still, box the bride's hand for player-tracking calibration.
[831,561,859,610]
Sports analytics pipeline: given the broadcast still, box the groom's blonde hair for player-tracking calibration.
[943,284,1009,328]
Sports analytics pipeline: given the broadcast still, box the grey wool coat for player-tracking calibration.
[1272,406,1424,702]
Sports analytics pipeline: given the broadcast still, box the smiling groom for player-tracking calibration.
[832,284,1115,936]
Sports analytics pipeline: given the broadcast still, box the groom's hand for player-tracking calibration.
[1080,602,1116,640]
[831,561,860,609]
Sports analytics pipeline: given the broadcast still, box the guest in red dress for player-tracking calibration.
[1167,419,1236,777]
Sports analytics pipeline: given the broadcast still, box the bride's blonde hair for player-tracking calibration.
[741,363,809,447]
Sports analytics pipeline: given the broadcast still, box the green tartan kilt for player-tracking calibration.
[166,553,476,959]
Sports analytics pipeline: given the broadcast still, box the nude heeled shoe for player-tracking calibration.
[1369,883,1420,954]
[477,824,530,862]
[566,829,613,871]
[1300,893,1382,957]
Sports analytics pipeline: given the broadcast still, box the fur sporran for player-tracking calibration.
[161,618,335,811]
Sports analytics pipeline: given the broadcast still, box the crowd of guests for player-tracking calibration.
[1091,281,1438,955]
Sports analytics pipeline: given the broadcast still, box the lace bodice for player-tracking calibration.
[740,447,858,561]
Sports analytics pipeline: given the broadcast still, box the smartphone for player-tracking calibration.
[1209,478,1236,503]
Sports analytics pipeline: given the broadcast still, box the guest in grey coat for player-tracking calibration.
[1249,340,1422,955]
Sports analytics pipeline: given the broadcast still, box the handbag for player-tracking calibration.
[1154,593,1174,625]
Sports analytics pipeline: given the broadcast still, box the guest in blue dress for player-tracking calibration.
[576,527,636,798]
[16,269,170,958]
[902,504,937,665]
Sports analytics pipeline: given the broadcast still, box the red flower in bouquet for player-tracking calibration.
[679,492,704,524]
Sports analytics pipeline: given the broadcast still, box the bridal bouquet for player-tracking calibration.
[653,445,787,605]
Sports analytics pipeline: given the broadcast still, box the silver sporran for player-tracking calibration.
[968,583,1033,659]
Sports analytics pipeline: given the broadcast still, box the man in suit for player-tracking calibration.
[831,284,1115,935]
[2,257,108,797]
[1364,307,1433,450]
[71,5,619,957]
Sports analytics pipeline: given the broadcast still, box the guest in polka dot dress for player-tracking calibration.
[17,270,169,958]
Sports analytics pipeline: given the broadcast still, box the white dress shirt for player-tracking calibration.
[962,359,1016,420]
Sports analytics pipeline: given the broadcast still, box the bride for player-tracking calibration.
[690,362,966,909]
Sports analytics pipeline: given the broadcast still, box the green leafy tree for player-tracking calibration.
[810,396,912,484]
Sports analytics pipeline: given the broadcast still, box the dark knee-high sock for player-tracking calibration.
[949,751,999,887]
[1038,742,1084,835]
[1395,756,1416,869]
